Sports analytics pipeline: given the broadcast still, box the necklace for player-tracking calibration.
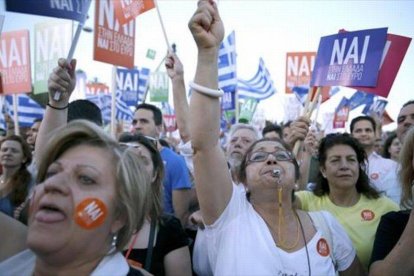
[277,188,300,250]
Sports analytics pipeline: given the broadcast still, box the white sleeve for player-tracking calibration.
[177,140,194,175]
[322,211,357,271]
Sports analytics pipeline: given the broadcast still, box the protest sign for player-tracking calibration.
[114,0,155,25]
[0,30,31,94]
[149,72,169,102]
[6,0,89,22]
[311,28,388,87]
[350,34,411,98]
[34,20,72,94]
[116,68,140,106]
[94,0,135,68]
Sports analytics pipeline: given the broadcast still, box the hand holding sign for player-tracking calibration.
[48,58,77,107]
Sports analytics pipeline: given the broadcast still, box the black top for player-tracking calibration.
[123,214,190,276]
[370,210,410,267]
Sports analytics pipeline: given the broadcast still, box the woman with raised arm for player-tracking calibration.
[188,1,365,275]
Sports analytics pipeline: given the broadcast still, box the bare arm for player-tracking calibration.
[164,246,192,276]
[172,189,193,227]
[34,58,76,165]
[165,53,191,143]
[340,256,366,276]
[188,0,232,225]
[369,210,414,276]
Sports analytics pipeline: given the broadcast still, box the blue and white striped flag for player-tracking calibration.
[138,67,150,104]
[3,94,44,127]
[86,92,133,125]
[237,58,276,100]
[218,31,237,93]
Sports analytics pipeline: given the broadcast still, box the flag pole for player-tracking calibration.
[53,0,92,101]
[12,94,20,136]
[154,0,172,52]
[111,66,117,138]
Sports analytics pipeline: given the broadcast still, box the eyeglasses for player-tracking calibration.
[248,150,293,163]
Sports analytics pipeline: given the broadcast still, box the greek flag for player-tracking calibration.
[218,31,237,92]
[86,92,133,125]
[237,58,276,100]
[138,67,151,103]
[2,94,44,128]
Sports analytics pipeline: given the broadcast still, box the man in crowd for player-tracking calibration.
[396,100,414,144]
[25,118,42,151]
[351,115,401,204]
[132,103,192,226]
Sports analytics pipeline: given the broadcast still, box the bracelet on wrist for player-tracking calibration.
[47,102,68,110]
[189,81,224,98]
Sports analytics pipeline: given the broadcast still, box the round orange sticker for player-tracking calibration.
[317,238,330,257]
[370,173,379,180]
[74,198,107,229]
[361,209,375,221]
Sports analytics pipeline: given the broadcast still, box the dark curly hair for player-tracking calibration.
[313,133,379,199]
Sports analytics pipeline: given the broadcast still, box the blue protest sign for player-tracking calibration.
[311,28,387,87]
[6,0,89,22]
[221,90,236,111]
[116,68,140,107]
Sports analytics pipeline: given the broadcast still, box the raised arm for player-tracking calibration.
[369,209,414,276]
[34,58,76,165]
[165,52,191,143]
[188,0,231,225]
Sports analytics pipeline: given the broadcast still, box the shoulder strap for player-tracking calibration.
[308,211,337,271]
[144,219,157,271]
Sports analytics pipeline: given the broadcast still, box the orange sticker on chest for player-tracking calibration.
[361,209,375,221]
[317,238,330,257]
[370,173,379,180]
[74,198,107,229]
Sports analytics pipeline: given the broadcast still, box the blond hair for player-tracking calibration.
[399,127,414,208]
[36,120,150,251]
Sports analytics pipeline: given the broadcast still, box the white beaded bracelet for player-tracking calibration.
[189,81,224,98]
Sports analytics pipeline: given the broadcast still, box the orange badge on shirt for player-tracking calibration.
[370,173,379,180]
[361,209,375,221]
[74,198,107,229]
[317,238,330,257]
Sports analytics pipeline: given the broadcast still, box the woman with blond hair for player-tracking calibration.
[370,127,414,275]
[0,120,150,275]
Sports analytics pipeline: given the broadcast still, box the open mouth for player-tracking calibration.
[35,203,66,223]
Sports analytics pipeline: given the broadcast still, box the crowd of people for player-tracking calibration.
[1,0,414,275]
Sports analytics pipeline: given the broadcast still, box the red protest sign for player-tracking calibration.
[93,0,135,68]
[350,34,411,98]
[163,114,177,132]
[86,82,110,95]
[285,52,315,94]
[0,30,32,94]
[114,0,155,25]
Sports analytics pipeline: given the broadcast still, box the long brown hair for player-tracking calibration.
[0,135,32,205]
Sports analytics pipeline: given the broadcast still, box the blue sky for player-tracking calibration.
[1,0,413,131]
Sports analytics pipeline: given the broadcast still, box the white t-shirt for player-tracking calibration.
[0,249,129,276]
[197,183,356,276]
[367,152,401,204]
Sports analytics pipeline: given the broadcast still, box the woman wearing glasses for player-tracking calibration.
[187,1,364,275]
[296,133,399,271]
